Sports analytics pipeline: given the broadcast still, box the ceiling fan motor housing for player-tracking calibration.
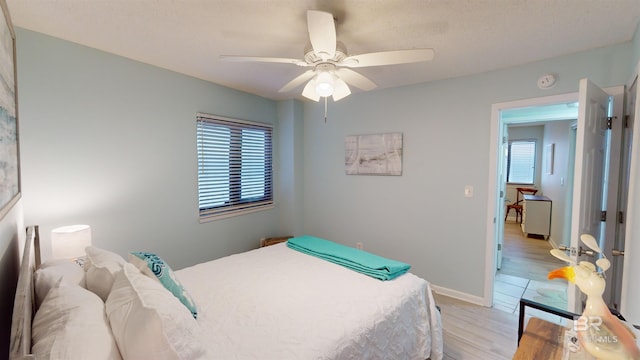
[304,41,348,65]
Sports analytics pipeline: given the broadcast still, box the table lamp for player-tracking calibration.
[51,224,92,261]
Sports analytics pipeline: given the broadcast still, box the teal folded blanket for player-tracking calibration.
[286,235,410,280]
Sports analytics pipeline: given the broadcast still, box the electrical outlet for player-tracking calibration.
[356,242,363,250]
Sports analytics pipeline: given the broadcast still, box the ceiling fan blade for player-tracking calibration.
[332,78,351,101]
[336,68,376,91]
[220,55,308,67]
[278,70,316,93]
[341,48,435,68]
[301,79,320,101]
[307,10,336,60]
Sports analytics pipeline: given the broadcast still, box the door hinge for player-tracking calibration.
[601,210,607,221]
[497,243,502,251]
[618,211,624,224]
[607,116,614,129]
[625,115,630,128]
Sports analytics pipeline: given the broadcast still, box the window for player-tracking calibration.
[197,113,273,221]
[506,140,536,184]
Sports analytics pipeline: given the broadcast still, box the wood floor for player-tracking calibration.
[498,221,566,282]
[435,293,519,360]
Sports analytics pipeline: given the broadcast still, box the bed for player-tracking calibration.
[10,226,443,360]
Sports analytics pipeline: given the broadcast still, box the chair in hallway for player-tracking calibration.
[505,187,537,223]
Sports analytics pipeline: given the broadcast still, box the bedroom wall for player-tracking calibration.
[540,120,575,248]
[301,42,632,300]
[632,21,640,74]
[15,28,288,270]
[13,26,637,302]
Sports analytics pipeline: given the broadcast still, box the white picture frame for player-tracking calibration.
[545,143,555,175]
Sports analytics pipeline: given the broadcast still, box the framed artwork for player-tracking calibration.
[345,133,403,176]
[545,143,554,175]
[0,0,20,220]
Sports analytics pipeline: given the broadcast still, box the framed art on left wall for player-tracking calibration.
[0,0,20,220]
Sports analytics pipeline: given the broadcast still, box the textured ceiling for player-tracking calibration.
[6,0,640,100]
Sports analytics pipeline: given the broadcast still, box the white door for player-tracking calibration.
[496,124,509,269]
[609,78,635,310]
[568,78,610,312]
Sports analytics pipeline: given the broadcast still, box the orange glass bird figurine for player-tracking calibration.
[549,234,640,360]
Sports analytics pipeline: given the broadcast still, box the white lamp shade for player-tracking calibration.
[51,225,92,259]
[314,71,335,97]
[332,78,351,101]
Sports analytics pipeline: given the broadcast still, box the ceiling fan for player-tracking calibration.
[220,10,435,102]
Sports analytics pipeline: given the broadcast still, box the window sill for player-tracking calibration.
[199,204,275,223]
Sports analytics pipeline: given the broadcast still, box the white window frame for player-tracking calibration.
[197,113,274,222]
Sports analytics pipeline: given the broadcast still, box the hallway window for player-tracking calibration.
[197,113,273,221]
[506,140,536,184]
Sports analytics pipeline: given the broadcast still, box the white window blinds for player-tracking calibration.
[507,140,536,184]
[197,113,273,221]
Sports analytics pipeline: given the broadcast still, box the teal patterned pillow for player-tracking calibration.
[128,252,198,318]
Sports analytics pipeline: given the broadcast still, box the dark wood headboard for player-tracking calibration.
[9,226,40,360]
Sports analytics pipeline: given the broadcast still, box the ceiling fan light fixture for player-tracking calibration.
[314,71,335,97]
[302,79,321,101]
[332,78,351,101]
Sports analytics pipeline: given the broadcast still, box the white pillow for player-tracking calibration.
[84,246,126,301]
[106,263,208,360]
[32,282,122,360]
[34,260,86,308]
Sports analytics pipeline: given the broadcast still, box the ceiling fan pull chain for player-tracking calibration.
[324,96,328,123]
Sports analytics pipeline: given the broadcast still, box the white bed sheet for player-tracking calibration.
[176,243,443,360]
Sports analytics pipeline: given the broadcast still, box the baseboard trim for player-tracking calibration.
[548,237,559,249]
[431,284,489,307]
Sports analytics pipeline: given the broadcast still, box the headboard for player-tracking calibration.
[9,226,40,360]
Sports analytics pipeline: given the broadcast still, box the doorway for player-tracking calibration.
[492,103,578,316]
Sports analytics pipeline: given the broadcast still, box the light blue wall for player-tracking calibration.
[12,26,637,300]
[276,100,305,236]
[632,21,640,75]
[301,42,632,297]
[15,29,285,269]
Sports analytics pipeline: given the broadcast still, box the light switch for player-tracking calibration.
[464,185,473,198]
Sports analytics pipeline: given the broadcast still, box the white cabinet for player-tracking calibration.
[521,195,552,239]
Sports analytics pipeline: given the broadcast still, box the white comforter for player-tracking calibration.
[176,243,443,360]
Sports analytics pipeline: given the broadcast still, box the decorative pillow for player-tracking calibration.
[105,263,208,360]
[128,252,198,318]
[32,282,122,360]
[34,259,86,308]
[84,246,126,301]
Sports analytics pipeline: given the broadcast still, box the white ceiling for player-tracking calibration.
[6,0,640,101]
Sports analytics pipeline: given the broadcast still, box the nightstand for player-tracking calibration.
[260,236,292,247]
[513,317,565,359]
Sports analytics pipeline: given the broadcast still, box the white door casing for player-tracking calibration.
[485,91,579,307]
[496,124,509,270]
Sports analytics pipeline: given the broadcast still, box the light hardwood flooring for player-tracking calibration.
[435,293,518,360]
[498,221,566,282]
